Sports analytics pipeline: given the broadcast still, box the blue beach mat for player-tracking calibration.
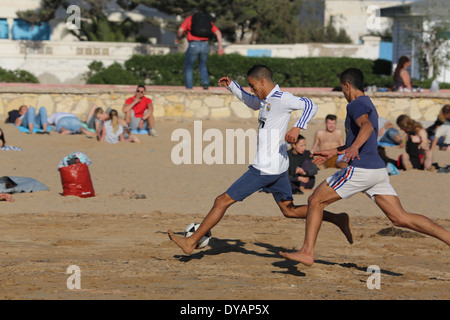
[131,129,150,135]
[0,176,49,193]
[0,146,22,151]
[10,123,52,134]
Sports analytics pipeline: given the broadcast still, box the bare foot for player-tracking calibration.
[336,213,353,244]
[279,250,314,266]
[0,193,14,202]
[168,229,195,255]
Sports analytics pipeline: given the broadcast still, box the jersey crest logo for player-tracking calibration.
[266,103,271,112]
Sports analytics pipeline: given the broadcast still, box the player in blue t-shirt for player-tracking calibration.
[280,68,450,267]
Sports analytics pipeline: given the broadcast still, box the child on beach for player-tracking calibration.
[99,109,140,144]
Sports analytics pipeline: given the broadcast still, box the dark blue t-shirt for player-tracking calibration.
[345,95,386,169]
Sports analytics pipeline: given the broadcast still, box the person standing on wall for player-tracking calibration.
[175,9,224,90]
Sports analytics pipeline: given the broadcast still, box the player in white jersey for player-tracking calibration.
[168,65,353,255]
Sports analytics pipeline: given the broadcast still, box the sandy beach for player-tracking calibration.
[0,118,449,301]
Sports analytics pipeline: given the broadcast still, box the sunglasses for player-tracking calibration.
[136,90,145,93]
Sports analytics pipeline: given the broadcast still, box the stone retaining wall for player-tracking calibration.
[0,83,449,124]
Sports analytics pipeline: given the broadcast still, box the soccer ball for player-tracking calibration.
[184,222,212,249]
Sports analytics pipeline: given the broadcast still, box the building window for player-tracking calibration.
[0,19,8,39]
[12,19,50,41]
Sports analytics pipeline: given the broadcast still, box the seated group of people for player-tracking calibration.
[378,105,450,170]
[287,114,348,195]
[5,85,159,144]
[378,104,450,171]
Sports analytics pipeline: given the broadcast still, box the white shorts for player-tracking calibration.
[326,166,397,200]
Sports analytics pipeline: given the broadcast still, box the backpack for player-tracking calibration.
[190,12,213,38]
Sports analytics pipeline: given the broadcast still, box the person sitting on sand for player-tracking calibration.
[310,114,347,169]
[287,134,318,195]
[396,114,433,170]
[85,105,109,140]
[123,85,158,137]
[99,109,140,144]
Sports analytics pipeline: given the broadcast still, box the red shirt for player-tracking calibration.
[125,96,152,118]
[180,15,219,42]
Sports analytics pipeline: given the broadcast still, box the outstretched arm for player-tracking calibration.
[312,146,346,165]
[219,77,261,110]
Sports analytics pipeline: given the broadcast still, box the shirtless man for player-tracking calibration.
[311,114,347,169]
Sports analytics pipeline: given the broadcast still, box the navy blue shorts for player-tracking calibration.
[226,166,293,204]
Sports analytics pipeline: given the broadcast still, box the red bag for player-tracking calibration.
[59,163,95,198]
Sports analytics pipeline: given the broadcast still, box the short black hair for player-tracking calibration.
[247,65,273,81]
[294,134,305,143]
[325,114,337,121]
[340,68,365,92]
[137,84,146,90]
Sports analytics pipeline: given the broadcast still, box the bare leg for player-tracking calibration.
[279,181,342,266]
[375,194,450,245]
[278,200,353,244]
[400,153,413,170]
[0,193,14,202]
[79,127,95,137]
[168,193,236,254]
[423,150,433,170]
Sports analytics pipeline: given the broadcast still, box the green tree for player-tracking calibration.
[18,0,351,44]
[0,67,39,83]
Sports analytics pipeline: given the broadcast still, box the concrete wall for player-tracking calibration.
[0,37,382,85]
[1,84,448,125]
[0,39,175,85]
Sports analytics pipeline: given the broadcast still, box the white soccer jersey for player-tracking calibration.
[227,81,318,174]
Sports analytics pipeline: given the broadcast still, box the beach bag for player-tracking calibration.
[59,163,95,198]
[191,12,213,38]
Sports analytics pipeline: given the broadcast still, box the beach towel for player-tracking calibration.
[0,146,22,151]
[58,152,92,168]
[0,176,49,193]
[9,123,52,134]
[131,129,150,135]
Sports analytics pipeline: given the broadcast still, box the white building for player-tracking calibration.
[381,0,450,83]
[3,0,435,85]
[0,0,177,84]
